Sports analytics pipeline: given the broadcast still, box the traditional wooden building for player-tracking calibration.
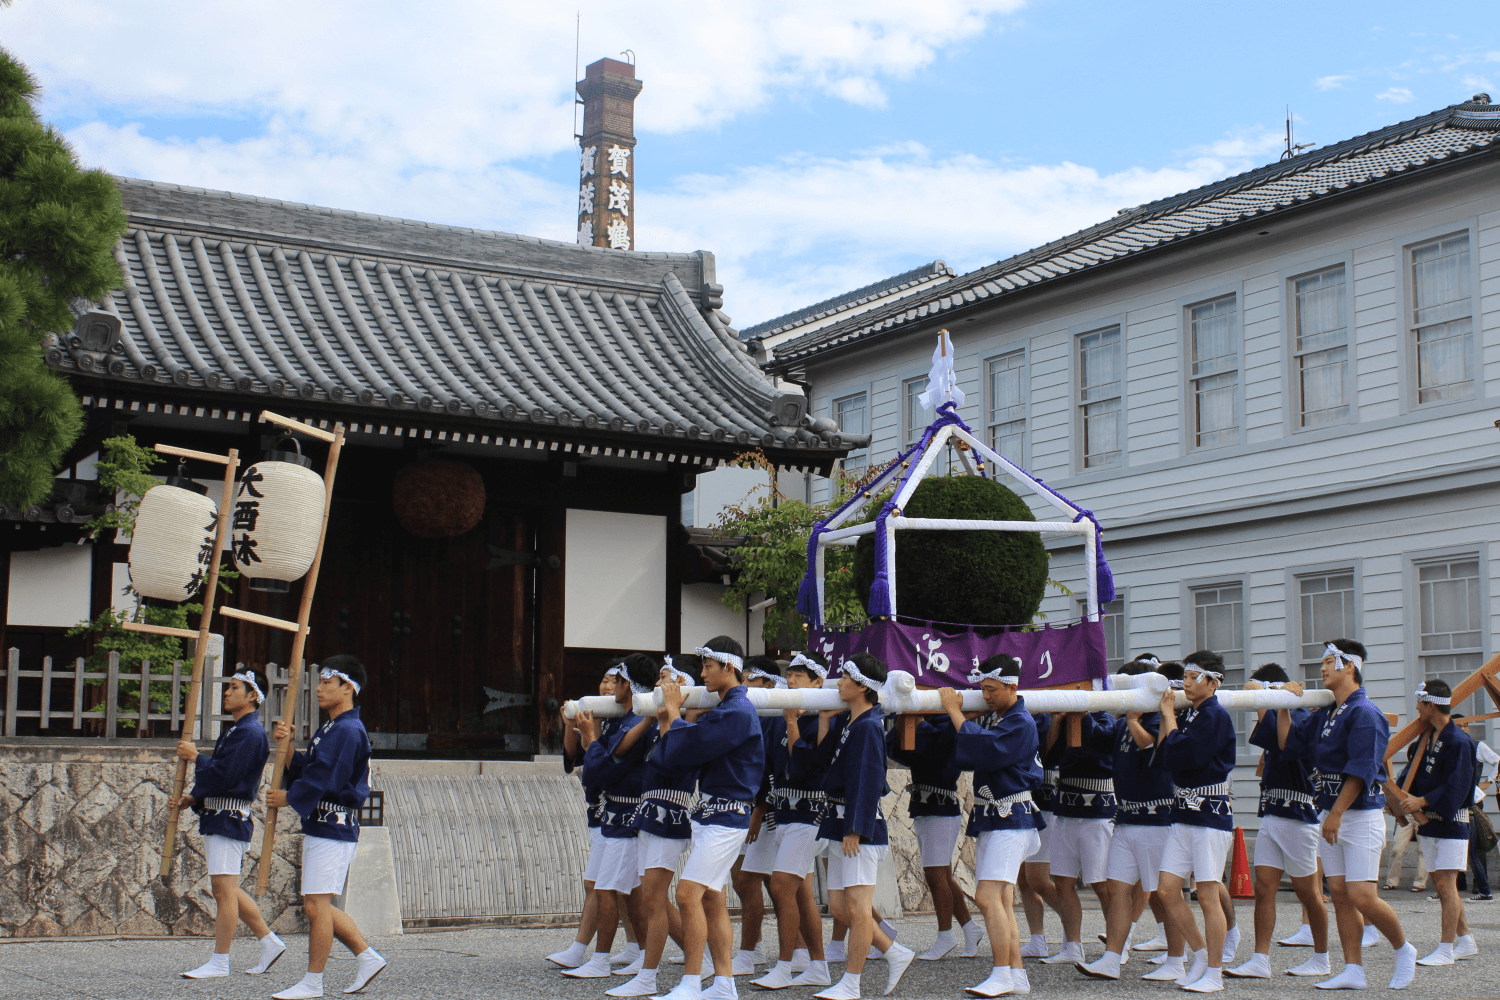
[5,177,864,755]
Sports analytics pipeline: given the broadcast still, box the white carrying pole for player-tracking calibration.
[1083,519,1099,622]
[562,672,1335,719]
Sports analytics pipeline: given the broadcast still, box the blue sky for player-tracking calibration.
[7,1,1496,326]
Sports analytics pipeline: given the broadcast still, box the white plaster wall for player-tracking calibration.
[563,509,667,650]
[7,545,93,628]
[680,582,766,655]
[685,466,770,528]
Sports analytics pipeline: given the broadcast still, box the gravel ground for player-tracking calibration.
[3,892,1499,999]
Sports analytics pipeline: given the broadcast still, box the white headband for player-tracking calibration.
[746,665,786,688]
[1136,656,1161,668]
[1264,680,1287,689]
[1169,679,1185,690]
[607,663,652,695]
[1184,663,1223,682]
[696,647,744,672]
[659,655,694,686]
[788,652,829,681]
[967,663,1021,686]
[319,667,361,694]
[1416,682,1451,707]
[841,660,886,696]
[232,671,264,703]
[1324,643,1363,673]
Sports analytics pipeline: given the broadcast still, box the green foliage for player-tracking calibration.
[714,451,871,646]
[83,434,163,539]
[66,602,197,732]
[853,475,1049,627]
[0,47,127,506]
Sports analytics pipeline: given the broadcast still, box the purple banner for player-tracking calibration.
[810,619,1107,689]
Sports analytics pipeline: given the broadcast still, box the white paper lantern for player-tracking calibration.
[232,443,326,593]
[129,481,218,604]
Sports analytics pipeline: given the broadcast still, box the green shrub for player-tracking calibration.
[853,475,1048,627]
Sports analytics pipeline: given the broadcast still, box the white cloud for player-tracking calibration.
[1376,87,1415,103]
[641,140,1275,326]
[1315,74,1354,90]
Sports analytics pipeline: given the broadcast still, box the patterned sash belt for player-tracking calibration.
[1175,783,1232,811]
[1043,769,1060,788]
[974,787,1034,818]
[1310,770,1342,796]
[692,795,754,820]
[606,794,644,805]
[1059,777,1115,793]
[202,796,253,819]
[644,789,695,808]
[771,788,825,806]
[911,784,960,804]
[1260,788,1314,808]
[1117,797,1175,816]
[312,800,358,826]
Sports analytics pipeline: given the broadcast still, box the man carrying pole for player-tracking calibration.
[267,655,387,999]
[174,667,284,979]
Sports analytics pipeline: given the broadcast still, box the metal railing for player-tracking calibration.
[1,648,322,740]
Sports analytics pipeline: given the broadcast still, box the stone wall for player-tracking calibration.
[884,767,977,914]
[0,739,305,938]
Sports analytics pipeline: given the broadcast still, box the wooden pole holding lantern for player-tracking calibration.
[252,412,344,894]
[120,443,239,879]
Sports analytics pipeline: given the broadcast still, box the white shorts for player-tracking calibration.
[1049,815,1114,884]
[301,835,358,896]
[822,842,889,890]
[594,836,642,893]
[773,823,821,877]
[1105,824,1170,892]
[912,815,964,869]
[975,828,1041,885]
[741,825,782,876]
[204,834,249,877]
[1159,824,1233,884]
[638,831,689,875]
[1420,835,1469,873]
[583,827,608,882]
[1024,813,1053,865]
[1254,814,1320,879]
[681,822,749,893]
[1317,808,1384,883]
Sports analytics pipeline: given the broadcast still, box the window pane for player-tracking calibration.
[989,351,1025,424]
[1079,327,1121,402]
[905,379,925,445]
[1298,571,1356,684]
[1083,398,1121,468]
[1412,234,1471,327]
[991,420,1025,468]
[1416,318,1473,402]
[1082,597,1126,671]
[836,394,867,436]
[1299,346,1349,426]
[1190,297,1237,378]
[1194,371,1238,447]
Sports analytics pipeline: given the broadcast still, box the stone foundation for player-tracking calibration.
[885,768,977,914]
[0,739,305,938]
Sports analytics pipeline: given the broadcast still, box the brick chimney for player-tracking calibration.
[576,57,643,251]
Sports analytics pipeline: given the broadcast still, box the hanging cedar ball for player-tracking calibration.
[392,460,485,538]
[853,475,1048,627]
[129,475,218,606]
[233,440,327,593]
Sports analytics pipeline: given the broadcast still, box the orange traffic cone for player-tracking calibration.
[1229,827,1254,899]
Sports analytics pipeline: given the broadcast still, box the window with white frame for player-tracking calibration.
[1080,596,1126,671]
[1297,570,1357,687]
[835,392,868,474]
[1078,326,1122,469]
[1419,556,1484,738]
[1293,265,1349,426]
[1188,296,1239,448]
[1193,581,1247,744]
[1410,233,1473,403]
[988,350,1026,471]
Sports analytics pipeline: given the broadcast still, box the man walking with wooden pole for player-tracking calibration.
[268,654,387,998]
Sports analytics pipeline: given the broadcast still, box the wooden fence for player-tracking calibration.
[1,648,321,740]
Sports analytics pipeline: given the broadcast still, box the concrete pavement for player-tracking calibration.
[3,894,1498,999]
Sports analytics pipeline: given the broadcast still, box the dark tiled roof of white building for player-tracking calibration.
[53,178,863,454]
[768,99,1500,372]
[739,260,956,341]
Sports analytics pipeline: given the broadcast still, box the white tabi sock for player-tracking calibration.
[1077,951,1122,979]
[962,920,984,957]
[790,960,831,987]
[1176,950,1208,987]
[1135,922,1168,950]
[1182,966,1223,993]
[344,948,387,994]
[702,974,738,1000]
[1455,933,1479,959]
[1389,942,1416,989]
[1279,923,1315,947]
[966,966,1012,997]
[1315,963,1365,990]
[247,932,287,975]
[1019,933,1048,958]
[605,966,659,997]
[919,928,960,960]
[814,972,860,1000]
[182,952,230,979]
[612,942,643,965]
[1287,952,1332,976]
[546,940,589,968]
[1011,968,1030,994]
[1417,942,1454,966]
[1142,952,1186,981]
[1222,925,1241,963]
[1226,952,1270,978]
[656,974,704,1000]
[272,972,325,1000]
[879,919,898,940]
[790,948,811,972]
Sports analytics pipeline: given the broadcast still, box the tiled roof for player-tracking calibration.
[767,99,1500,372]
[739,260,956,341]
[52,179,867,455]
